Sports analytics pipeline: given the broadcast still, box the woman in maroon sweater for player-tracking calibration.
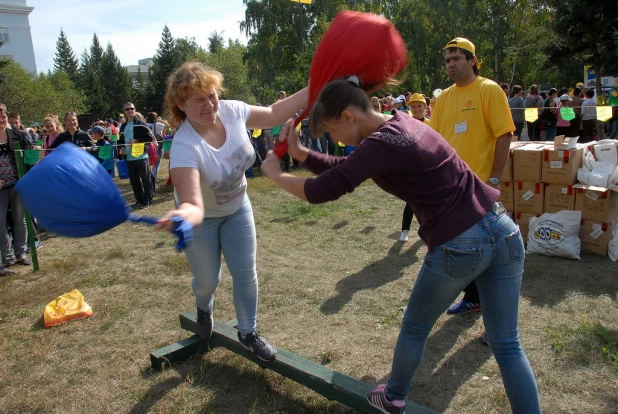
[261,77,540,414]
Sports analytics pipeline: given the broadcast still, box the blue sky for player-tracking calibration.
[29,0,248,73]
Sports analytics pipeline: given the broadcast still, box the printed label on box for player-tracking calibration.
[585,190,599,201]
[558,150,564,157]
[561,187,568,194]
[590,228,603,239]
[592,223,602,231]
[550,161,562,169]
[522,190,534,201]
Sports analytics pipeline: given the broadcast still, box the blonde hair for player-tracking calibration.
[164,61,225,127]
[43,115,64,133]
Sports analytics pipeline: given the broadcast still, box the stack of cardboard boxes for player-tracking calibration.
[498,137,618,256]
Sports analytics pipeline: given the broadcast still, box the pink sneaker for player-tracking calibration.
[366,384,405,414]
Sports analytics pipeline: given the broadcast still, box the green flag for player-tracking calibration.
[98,146,113,160]
[271,124,283,135]
[24,149,39,165]
[560,107,575,121]
[36,140,44,146]
[162,140,173,151]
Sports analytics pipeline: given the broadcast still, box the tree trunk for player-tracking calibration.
[594,63,605,139]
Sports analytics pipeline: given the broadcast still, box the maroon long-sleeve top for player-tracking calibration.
[303,111,499,249]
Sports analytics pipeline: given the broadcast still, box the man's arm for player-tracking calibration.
[489,133,512,187]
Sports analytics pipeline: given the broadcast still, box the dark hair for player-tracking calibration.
[512,85,522,96]
[540,91,547,100]
[573,87,582,96]
[146,112,158,123]
[8,111,19,118]
[424,96,430,105]
[560,88,568,96]
[445,48,479,75]
[529,84,539,95]
[549,88,557,97]
[500,83,509,90]
[309,77,370,137]
[585,89,595,98]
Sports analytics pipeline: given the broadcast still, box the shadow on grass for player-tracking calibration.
[320,239,424,315]
[520,252,618,307]
[363,314,491,413]
[131,356,343,414]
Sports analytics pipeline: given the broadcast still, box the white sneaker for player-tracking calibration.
[399,230,409,241]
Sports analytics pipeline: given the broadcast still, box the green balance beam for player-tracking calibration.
[178,311,437,414]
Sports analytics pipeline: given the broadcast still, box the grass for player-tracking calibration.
[0,159,617,413]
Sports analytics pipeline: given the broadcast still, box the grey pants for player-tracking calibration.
[0,187,27,262]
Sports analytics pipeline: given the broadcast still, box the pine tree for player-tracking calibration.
[89,33,104,77]
[101,42,132,118]
[78,46,107,119]
[147,25,180,113]
[131,66,148,112]
[52,28,79,85]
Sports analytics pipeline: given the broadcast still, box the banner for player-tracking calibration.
[290,0,312,3]
[98,146,113,160]
[131,143,145,157]
[24,149,39,165]
[524,108,538,123]
[597,106,613,122]
[560,107,576,121]
[252,129,262,138]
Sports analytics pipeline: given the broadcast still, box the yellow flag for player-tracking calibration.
[252,129,262,138]
[597,106,612,122]
[290,0,312,3]
[524,108,538,123]
[132,143,145,157]
[296,122,302,132]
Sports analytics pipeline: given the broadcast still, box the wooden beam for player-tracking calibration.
[179,311,437,414]
[150,334,208,370]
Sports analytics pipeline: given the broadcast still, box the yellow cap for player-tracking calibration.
[444,37,475,56]
[408,93,426,105]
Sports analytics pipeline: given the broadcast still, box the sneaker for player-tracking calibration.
[2,260,15,267]
[0,266,17,276]
[196,303,214,339]
[366,384,405,414]
[446,300,481,315]
[238,331,277,362]
[399,230,409,241]
[35,240,43,250]
[16,256,32,266]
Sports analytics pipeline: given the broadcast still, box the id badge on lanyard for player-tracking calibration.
[454,118,468,135]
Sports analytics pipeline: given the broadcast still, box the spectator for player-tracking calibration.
[580,89,597,143]
[371,96,382,112]
[90,126,114,176]
[543,88,558,142]
[0,103,32,274]
[569,87,584,138]
[525,85,544,140]
[118,103,155,209]
[7,112,33,141]
[146,112,167,192]
[556,94,571,137]
[42,114,63,156]
[509,85,525,139]
[49,112,97,156]
[500,82,510,96]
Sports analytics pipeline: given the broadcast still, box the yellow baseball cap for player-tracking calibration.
[408,93,426,105]
[444,37,475,56]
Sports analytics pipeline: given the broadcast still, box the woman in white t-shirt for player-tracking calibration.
[155,62,308,362]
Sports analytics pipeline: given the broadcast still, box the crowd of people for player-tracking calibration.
[507,82,618,143]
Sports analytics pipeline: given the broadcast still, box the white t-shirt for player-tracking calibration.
[170,100,256,217]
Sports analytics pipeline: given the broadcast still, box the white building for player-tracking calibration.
[126,57,153,81]
[0,0,36,73]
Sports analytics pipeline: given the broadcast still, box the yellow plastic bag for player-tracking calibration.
[44,289,93,328]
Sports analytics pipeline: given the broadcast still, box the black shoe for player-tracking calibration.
[196,303,214,339]
[0,266,17,276]
[238,331,277,362]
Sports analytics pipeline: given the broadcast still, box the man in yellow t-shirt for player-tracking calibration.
[431,37,514,316]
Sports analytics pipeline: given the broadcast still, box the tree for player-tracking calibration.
[208,31,225,54]
[147,25,180,113]
[89,33,104,77]
[197,39,256,103]
[131,66,149,113]
[100,42,132,118]
[53,28,79,85]
[175,37,204,63]
[544,0,618,96]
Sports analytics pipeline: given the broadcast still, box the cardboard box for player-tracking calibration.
[553,135,579,150]
[579,220,613,256]
[498,182,514,211]
[544,184,576,213]
[514,212,539,243]
[573,184,618,222]
[500,152,513,182]
[514,182,544,215]
[541,146,583,185]
[513,143,546,183]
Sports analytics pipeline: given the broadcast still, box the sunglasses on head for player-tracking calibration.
[64,112,76,119]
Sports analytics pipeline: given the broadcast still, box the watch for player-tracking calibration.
[488,177,500,185]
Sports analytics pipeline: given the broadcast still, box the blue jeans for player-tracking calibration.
[386,206,540,413]
[183,195,259,334]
